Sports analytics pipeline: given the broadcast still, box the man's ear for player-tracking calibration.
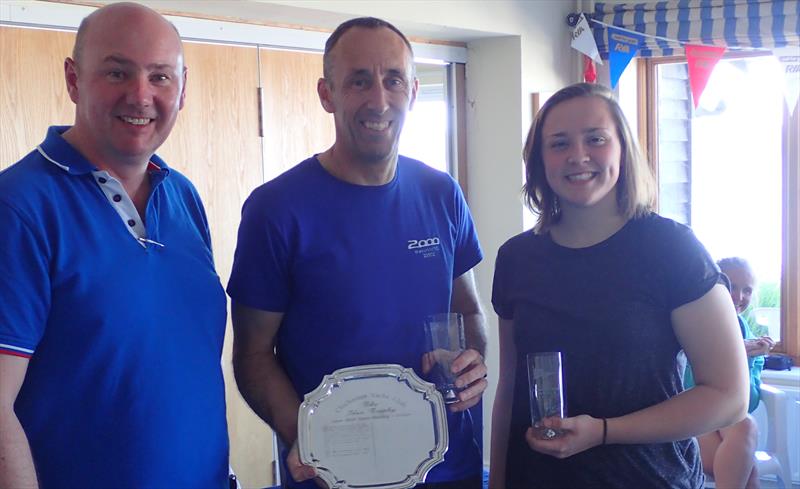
[408,77,419,111]
[64,57,80,104]
[317,78,335,114]
[178,65,188,110]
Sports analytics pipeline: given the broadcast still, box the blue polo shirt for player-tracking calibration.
[0,126,229,488]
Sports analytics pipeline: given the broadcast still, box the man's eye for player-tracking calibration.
[389,79,409,92]
[351,79,368,89]
[151,74,170,83]
[107,70,125,80]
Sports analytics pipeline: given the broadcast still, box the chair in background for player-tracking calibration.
[755,383,793,488]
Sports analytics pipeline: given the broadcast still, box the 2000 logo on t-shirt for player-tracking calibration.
[407,237,440,249]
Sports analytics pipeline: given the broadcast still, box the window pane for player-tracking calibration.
[399,63,448,174]
[656,56,784,340]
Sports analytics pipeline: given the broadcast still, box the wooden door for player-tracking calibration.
[157,40,268,486]
[259,48,335,181]
[0,26,74,168]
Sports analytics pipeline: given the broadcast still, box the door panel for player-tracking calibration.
[259,48,334,182]
[158,41,269,487]
[0,26,74,169]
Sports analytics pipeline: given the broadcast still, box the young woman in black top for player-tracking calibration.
[490,83,749,489]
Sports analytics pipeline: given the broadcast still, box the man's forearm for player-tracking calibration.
[450,271,487,357]
[233,353,302,444]
[463,310,487,358]
[0,410,38,489]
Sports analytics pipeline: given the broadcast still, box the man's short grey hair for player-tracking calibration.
[322,17,415,83]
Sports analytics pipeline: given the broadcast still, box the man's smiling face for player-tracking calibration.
[319,26,418,166]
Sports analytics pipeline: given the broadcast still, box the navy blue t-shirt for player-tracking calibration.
[492,213,719,489]
[228,156,483,486]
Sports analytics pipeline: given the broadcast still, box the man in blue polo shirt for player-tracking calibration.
[0,3,228,488]
[228,17,487,489]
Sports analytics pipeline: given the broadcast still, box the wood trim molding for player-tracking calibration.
[643,58,660,210]
[44,0,468,48]
[781,100,800,363]
[635,58,649,166]
[451,63,468,197]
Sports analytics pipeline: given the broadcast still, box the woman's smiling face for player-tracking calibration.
[541,96,622,212]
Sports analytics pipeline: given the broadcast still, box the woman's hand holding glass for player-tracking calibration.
[525,415,605,459]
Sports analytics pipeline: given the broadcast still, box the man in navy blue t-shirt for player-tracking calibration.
[0,3,228,488]
[228,17,487,489]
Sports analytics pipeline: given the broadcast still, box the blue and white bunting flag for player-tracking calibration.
[571,14,603,65]
[607,26,644,88]
[773,46,800,116]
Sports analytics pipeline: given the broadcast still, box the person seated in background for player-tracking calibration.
[719,257,776,360]
[685,257,775,489]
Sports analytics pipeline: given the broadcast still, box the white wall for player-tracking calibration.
[464,35,526,461]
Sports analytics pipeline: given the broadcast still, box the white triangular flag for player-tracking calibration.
[571,14,603,65]
[773,46,800,115]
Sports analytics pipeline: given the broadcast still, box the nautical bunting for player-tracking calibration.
[773,46,800,115]
[583,55,597,83]
[576,2,800,110]
[585,15,799,106]
[571,13,603,65]
[685,44,727,108]
[607,26,644,88]
[591,1,800,59]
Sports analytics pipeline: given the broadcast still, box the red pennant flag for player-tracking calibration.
[685,44,726,108]
[583,55,597,83]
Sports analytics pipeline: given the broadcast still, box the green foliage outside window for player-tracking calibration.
[742,281,781,337]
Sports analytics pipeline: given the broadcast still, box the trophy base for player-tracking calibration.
[440,386,462,404]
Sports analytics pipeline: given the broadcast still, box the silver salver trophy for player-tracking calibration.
[298,364,449,489]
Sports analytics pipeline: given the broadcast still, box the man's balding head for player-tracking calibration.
[72,2,183,66]
[63,1,188,167]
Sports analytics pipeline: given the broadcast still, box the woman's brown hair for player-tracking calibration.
[523,83,655,233]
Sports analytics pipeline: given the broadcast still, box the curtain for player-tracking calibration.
[591,0,800,58]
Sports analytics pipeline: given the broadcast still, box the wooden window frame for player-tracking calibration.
[640,56,800,364]
[447,62,468,195]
